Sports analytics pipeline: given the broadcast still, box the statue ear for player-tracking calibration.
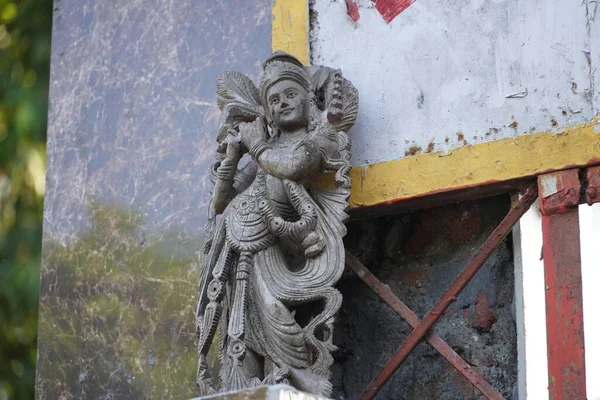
[307,66,330,111]
[307,98,321,133]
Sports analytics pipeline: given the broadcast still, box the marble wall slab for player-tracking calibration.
[37,1,270,398]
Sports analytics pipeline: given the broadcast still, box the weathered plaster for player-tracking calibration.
[272,0,309,64]
[311,0,598,166]
[338,196,517,399]
[314,119,600,209]
[586,0,600,114]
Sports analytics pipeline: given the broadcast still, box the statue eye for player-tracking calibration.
[270,97,279,105]
[287,92,297,99]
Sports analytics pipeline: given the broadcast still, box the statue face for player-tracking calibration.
[266,80,310,132]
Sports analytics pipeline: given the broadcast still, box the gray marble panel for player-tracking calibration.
[37,1,270,398]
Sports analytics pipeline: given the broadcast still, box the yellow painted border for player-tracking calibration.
[271,0,309,65]
[271,2,600,210]
[343,119,600,209]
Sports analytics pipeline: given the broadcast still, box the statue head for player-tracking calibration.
[261,51,312,133]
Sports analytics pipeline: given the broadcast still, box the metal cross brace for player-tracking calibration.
[345,252,505,400]
[346,185,538,400]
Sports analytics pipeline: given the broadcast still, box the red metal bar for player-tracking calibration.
[345,251,504,400]
[586,165,600,205]
[538,169,581,214]
[538,172,587,400]
[357,185,538,400]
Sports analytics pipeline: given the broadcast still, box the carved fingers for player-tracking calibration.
[302,231,325,258]
[239,117,268,153]
[223,129,243,161]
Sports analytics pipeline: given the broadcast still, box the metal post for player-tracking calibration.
[538,170,587,400]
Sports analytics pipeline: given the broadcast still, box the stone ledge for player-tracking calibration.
[191,384,330,400]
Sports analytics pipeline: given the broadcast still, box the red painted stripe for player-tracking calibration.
[346,0,360,22]
[373,0,417,23]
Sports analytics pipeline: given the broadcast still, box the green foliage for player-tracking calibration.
[0,0,53,398]
[37,203,202,399]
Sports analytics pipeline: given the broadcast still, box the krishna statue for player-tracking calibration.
[195,51,358,397]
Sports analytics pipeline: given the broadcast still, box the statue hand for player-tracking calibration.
[224,131,242,160]
[239,117,268,152]
[302,231,325,258]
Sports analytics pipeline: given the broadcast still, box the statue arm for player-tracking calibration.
[211,160,236,215]
[212,140,243,215]
[233,159,258,193]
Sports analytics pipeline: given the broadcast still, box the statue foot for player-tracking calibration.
[302,232,325,258]
[287,367,333,398]
[262,365,290,386]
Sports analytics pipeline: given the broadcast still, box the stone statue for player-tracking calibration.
[195,51,358,397]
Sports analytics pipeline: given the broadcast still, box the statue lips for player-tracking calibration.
[279,107,298,124]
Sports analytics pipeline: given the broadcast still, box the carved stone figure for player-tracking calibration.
[195,51,358,397]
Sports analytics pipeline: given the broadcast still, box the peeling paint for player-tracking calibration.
[345,0,360,22]
[372,0,417,23]
[272,0,309,64]
[313,118,600,209]
[404,145,421,156]
[426,141,435,153]
[311,0,599,166]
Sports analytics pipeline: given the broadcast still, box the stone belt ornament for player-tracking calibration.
[195,51,358,397]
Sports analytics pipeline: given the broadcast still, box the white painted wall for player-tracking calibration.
[581,204,600,400]
[513,201,549,400]
[513,202,600,400]
[311,0,599,166]
[311,2,600,396]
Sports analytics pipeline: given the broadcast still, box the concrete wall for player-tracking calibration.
[312,3,600,397]
[310,0,599,166]
[337,196,517,399]
[339,198,600,400]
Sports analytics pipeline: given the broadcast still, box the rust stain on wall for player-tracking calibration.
[404,145,422,156]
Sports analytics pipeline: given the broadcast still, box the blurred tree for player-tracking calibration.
[36,203,201,399]
[0,0,53,398]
